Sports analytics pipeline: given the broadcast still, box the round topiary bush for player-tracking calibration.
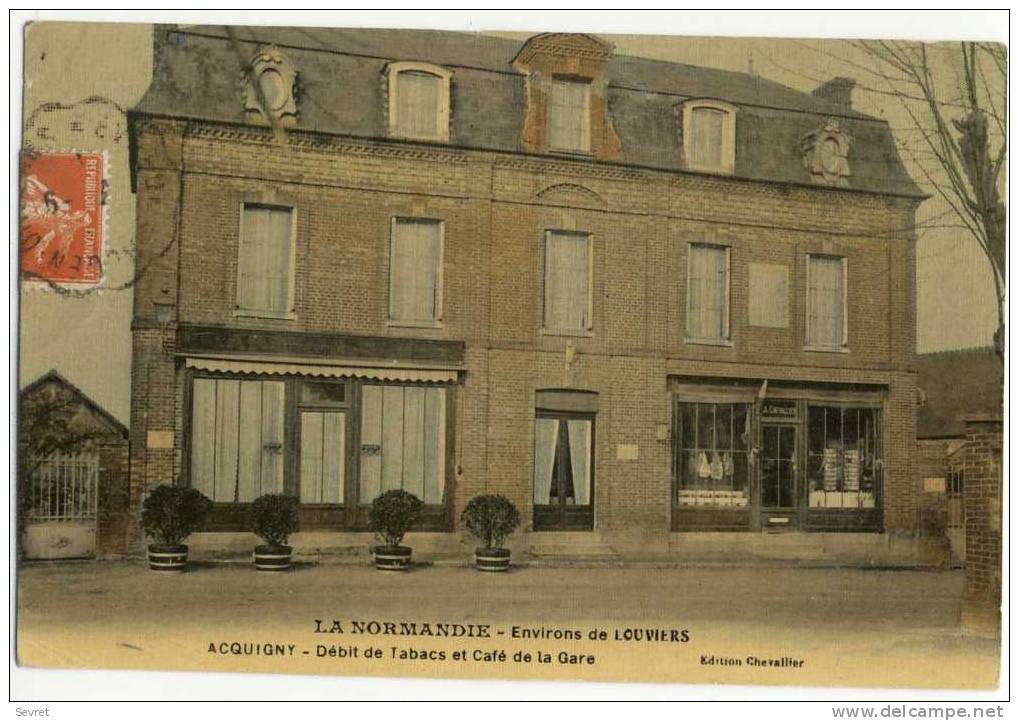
[460,494,521,551]
[369,489,424,549]
[140,484,212,548]
[250,493,299,548]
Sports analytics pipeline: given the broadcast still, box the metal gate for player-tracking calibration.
[23,453,99,559]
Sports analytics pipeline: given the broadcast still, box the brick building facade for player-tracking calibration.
[127,27,925,559]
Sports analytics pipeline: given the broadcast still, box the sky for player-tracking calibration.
[16,12,1005,423]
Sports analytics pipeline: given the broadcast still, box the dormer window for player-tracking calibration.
[548,77,591,154]
[387,62,452,142]
[683,100,736,174]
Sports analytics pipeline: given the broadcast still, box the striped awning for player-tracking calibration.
[184,356,459,384]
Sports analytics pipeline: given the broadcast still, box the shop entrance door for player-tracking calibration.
[532,413,594,531]
[759,424,798,529]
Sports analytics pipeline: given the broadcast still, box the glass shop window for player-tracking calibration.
[675,402,750,507]
[807,406,880,509]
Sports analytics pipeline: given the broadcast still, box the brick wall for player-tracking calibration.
[129,119,922,541]
[961,417,1003,635]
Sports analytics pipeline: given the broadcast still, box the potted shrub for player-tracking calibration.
[368,489,424,571]
[140,485,212,572]
[460,494,521,572]
[250,493,299,572]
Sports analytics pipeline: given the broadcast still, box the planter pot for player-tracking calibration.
[374,545,412,571]
[254,544,292,572]
[148,544,188,572]
[475,547,511,573]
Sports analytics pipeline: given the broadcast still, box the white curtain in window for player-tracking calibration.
[549,79,590,152]
[396,71,440,138]
[687,244,728,340]
[533,418,558,504]
[190,378,285,502]
[238,206,292,314]
[808,256,845,347]
[390,220,440,323]
[567,419,591,506]
[689,107,725,168]
[544,232,591,331]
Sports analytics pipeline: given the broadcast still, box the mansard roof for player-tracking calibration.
[132,25,923,198]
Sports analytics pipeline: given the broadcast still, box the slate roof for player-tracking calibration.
[916,347,1003,438]
[20,370,129,439]
[133,25,923,197]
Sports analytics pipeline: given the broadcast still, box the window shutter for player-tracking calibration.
[422,387,445,504]
[545,232,591,331]
[687,244,728,340]
[359,385,446,504]
[396,71,440,138]
[238,205,291,314]
[808,256,845,347]
[689,108,725,168]
[236,381,263,502]
[390,220,440,323]
[213,379,240,502]
[190,378,217,499]
[549,79,589,152]
[358,385,383,503]
[260,381,285,495]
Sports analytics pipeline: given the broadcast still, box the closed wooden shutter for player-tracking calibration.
[190,378,217,499]
[689,107,725,168]
[299,410,345,504]
[390,219,440,323]
[549,78,590,152]
[238,205,292,314]
[544,231,591,332]
[807,255,845,347]
[395,71,440,138]
[189,378,285,502]
[359,385,447,504]
[687,244,728,340]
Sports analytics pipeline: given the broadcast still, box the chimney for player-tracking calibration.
[811,77,856,110]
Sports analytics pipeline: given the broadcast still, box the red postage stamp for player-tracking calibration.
[20,151,106,286]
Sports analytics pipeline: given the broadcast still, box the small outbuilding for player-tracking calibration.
[18,370,130,559]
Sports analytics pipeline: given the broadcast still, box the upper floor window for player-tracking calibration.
[543,230,592,334]
[683,100,736,174]
[236,203,295,317]
[806,254,847,350]
[548,77,591,153]
[387,62,452,142]
[686,243,730,343]
[389,218,442,326]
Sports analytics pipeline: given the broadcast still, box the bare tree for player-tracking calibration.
[852,40,1006,361]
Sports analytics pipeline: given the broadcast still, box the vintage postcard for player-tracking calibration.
[13,12,1006,700]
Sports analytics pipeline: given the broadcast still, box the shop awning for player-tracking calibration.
[184,356,460,384]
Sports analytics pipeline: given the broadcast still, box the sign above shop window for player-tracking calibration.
[761,400,797,419]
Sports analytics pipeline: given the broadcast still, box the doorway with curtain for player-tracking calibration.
[532,411,595,530]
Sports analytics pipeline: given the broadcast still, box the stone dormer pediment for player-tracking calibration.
[512,33,614,72]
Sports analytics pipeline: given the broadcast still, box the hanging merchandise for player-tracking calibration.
[722,452,734,478]
[710,452,724,481]
[697,451,711,479]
